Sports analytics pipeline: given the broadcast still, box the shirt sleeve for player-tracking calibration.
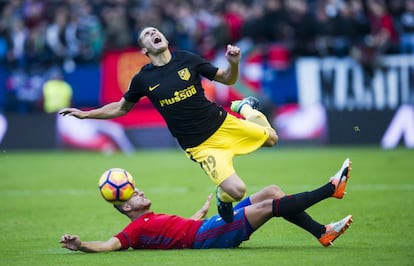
[123,74,144,103]
[187,52,218,80]
[114,231,130,250]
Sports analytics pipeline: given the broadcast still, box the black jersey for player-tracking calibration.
[124,51,228,149]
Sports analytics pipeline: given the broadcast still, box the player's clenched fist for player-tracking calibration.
[225,44,241,64]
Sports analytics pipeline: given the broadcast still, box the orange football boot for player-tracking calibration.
[330,158,352,199]
[319,215,353,247]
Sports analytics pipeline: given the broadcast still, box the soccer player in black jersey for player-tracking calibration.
[59,26,278,223]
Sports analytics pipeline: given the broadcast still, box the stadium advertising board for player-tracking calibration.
[294,55,414,148]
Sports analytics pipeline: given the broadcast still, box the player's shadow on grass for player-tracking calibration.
[237,245,354,251]
[56,245,355,255]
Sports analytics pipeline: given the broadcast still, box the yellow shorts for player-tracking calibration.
[185,114,269,185]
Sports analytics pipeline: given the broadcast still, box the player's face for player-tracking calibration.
[139,27,169,55]
[128,188,151,210]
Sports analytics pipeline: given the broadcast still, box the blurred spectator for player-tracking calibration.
[25,23,52,69]
[0,0,411,114]
[0,0,407,69]
[222,1,245,44]
[366,0,399,54]
[201,11,230,59]
[42,68,72,113]
[387,0,405,27]
[313,0,372,57]
[7,18,28,69]
[169,3,199,52]
[68,0,104,62]
[0,2,15,62]
[45,5,78,68]
[313,0,337,56]
[22,0,45,30]
[400,0,414,53]
[285,0,317,57]
[337,0,371,55]
[100,4,132,50]
[350,0,399,77]
[0,31,6,62]
[240,4,265,43]
[6,69,44,113]
[261,0,288,44]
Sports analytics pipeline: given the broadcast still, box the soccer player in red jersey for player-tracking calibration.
[60,159,353,251]
[59,26,278,223]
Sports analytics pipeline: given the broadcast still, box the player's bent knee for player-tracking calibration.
[265,185,285,199]
[263,129,278,147]
[220,174,246,200]
[270,131,279,145]
[233,186,246,201]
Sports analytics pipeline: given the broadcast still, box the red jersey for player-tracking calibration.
[370,13,399,44]
[114,212,203,250]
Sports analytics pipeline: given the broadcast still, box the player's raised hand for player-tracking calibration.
[59,108,87,119]
[60,234,82,251]
[190,193,212,220]
[225,44,241,64]
[200,193,212,216]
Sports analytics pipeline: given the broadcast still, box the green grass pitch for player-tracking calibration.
[0,147,413,265]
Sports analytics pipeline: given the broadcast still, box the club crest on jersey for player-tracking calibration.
[177,68,191,81]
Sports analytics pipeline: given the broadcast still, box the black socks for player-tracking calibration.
[271,183,334,238]
[272,183,334,217]
[283,212,326,238]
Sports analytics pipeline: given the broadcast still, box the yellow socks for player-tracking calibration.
[240,104,273,129]
[217,187,237,203]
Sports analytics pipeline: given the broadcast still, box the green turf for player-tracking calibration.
[0,147,413,265]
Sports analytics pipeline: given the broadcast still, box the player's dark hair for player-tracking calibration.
[137,26,151,48]
[113,204,127,215]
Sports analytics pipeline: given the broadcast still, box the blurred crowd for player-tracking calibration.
[1,0,413,69]
[0,0,413,113]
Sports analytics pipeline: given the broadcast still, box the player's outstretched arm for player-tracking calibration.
[213,44,240,85]
[59,98,135,119]
[60,234,122,253]
[190,193,212,220]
